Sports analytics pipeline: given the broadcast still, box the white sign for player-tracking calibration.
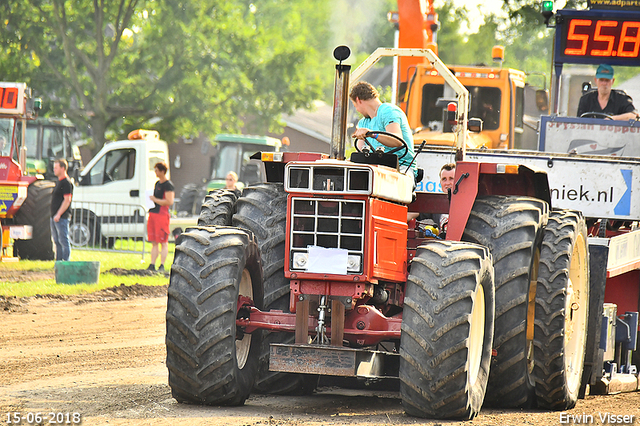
[540,116,640,157]
[415,148,640,220]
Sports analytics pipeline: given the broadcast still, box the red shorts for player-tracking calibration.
[148,212,170,243]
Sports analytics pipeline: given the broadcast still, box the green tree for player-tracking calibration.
[0,0,327,151]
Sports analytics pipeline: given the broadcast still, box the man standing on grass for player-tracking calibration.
[51,159,73,261]
[147,161,174,272]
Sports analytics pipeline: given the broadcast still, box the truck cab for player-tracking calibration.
[406,60,529,150]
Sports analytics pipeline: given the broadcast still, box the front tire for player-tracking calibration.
[462,195,548,408]
[533,210,589,410]
[233,183,315,394]
[166,227,263,405]
[400,240,495,419]
[13,180,55,260]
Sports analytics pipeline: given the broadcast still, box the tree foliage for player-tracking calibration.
[0,0,328,151]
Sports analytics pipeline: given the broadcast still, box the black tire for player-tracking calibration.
[195,186,209,215]
[69,210,101,247]
[198,190,238,226]
[166,227,263,405]
[533,210,589,410]
[13,180,55,260]
[462,195,548,408]
[400,240,495,419]
[177,183,200,215]
[233,183,315,395]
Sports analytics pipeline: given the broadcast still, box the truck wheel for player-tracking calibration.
[166,227,263,405]
[177,183,200,215]
[69,210,101,247]
[533,210,589,410]
[198,189,238,226]
[400,240,495,419]
[462,195,548,408]
[233,183,315,395]
[13,180,55,260]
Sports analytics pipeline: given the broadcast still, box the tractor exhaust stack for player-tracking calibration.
[330,46,351,160]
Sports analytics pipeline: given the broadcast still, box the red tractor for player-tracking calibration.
[0,82,55,260]
[165,47,590,419]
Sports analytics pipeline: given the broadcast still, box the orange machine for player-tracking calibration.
[390,0,541,150]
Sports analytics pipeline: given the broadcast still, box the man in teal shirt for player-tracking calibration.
[350,81,416,174]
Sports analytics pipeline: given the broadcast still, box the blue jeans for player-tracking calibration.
[51,218,71,261]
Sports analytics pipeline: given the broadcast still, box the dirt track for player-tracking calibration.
[1,284,639,426]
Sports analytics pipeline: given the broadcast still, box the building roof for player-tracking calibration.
[282,100,333,144]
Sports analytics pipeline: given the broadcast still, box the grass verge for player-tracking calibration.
[0,247,175,298]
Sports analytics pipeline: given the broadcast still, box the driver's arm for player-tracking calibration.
[353,122,404,148]
[378,122,403,147]
[612,111,638,121]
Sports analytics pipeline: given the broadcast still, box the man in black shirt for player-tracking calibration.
[51,159,73,261]
[577,64,638,121]
[147,161,174,272]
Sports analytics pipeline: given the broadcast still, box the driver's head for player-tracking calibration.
[440,163,456,193]
[595,64,615,92]
[350,82,379,118]
[349,82,379,102]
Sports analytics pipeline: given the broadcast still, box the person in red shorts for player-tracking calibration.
[147,161,175,272]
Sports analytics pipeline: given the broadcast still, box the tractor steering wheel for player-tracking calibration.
[354,131,409,160]
[580,112,613,120]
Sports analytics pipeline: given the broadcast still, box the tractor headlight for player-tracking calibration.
[347,255,361,273]
[293,252,309,270]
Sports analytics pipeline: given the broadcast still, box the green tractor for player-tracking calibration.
[177,134,284,215]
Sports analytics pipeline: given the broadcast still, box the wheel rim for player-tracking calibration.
[564,233,588,392]
[236,268,253,369]
[69,222,90,247]
[468,284,485,387]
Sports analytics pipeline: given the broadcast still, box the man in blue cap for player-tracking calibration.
[577,64,638,121]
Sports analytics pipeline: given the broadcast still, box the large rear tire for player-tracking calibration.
[400,240,495,419]
[166,227,263,405]
[198,189,238,226]
[233,183,316,395]
[462,195,547,408]
[13,180,55,260]
[533,210,589,410]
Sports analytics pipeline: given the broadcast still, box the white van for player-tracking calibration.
[70,129,169,247]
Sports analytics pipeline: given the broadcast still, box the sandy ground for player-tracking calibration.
[1,282,639,426]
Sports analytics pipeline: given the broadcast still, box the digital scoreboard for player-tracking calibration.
[0,82,26,115]
[555,9,640,66]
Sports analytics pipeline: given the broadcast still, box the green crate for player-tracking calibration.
[54,261,100,284]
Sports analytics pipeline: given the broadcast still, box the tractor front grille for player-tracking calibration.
[290,197,365,274]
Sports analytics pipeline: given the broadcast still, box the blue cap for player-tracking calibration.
[596,64,614,80]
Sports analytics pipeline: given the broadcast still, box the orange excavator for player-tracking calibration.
[389,0,547,150]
